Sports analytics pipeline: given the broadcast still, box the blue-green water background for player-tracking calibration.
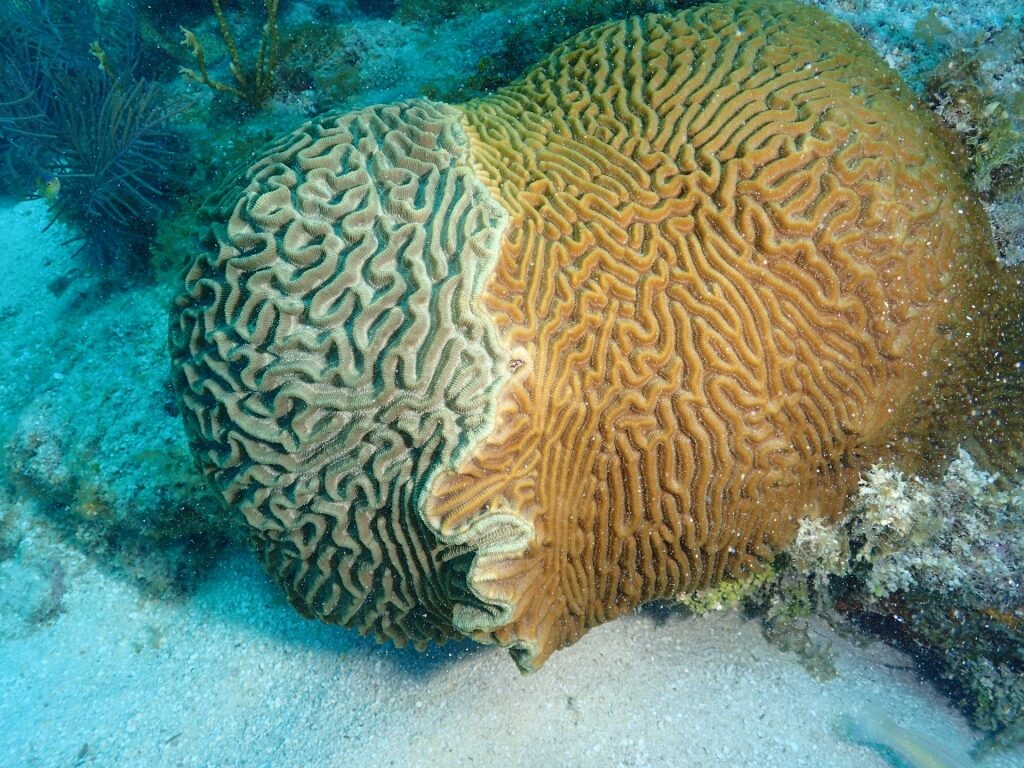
[0,1,1022,766]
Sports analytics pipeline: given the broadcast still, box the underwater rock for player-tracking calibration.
[3,283,227,595]
[0,200,227,596]
[169,0,1023,669]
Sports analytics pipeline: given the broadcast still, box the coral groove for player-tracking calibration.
[428,0,1005,667]
[171,101,513,646]
[170,0,1018,669]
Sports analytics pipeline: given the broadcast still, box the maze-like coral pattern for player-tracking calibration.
[170,0,1009,669]
[424,0,999,667]
[170,101,512,646]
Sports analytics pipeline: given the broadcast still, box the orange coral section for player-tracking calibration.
[424,0,1001,667]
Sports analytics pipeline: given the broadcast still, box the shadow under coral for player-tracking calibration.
[189,546,488,678]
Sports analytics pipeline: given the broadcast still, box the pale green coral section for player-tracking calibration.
[171,100,513,647]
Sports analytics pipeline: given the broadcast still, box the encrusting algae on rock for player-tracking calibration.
[169,0,1024,670]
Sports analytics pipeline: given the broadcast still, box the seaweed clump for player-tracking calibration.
[913,12,1024,265]
[745,452,1024,750]
[0,0,184,280]
[927,51,1024,199]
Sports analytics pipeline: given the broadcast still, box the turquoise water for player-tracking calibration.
[0,1,1022,766]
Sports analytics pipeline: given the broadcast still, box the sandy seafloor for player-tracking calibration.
[7,539,1024,768]
[2,0,1024,765]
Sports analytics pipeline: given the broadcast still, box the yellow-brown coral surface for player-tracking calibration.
[170,0,1018,670]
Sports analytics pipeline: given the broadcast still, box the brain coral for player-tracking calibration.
[170,0,1023,670]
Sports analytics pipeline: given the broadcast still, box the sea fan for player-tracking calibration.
[45,73,183,272]
[0,0,184,278]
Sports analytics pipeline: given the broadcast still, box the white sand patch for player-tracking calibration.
[0,200,92,440]
[1,515,1021,768]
